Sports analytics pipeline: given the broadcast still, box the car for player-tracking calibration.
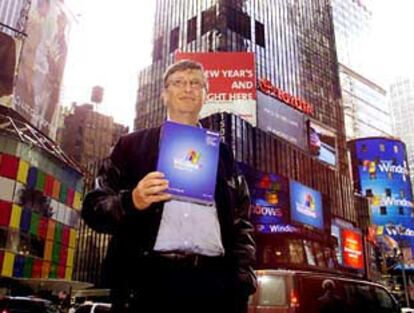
[73,302,111,313]
[248,269,403,313]
[0,296,59,313]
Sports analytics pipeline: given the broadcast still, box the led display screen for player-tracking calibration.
[352,138,414,239]
[290,180,323,230]
[239,163,293,233]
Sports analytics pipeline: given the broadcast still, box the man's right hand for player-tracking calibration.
[132,171,172,210]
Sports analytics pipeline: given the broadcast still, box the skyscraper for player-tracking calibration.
[389,77,414,192]
[340,64,392,139]
[60,103,128,168]
[332,0,392,140]
[134,0,360,273]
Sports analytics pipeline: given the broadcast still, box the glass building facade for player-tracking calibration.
[332,0,372,75]
[389,77,414,194]
[332,0,392,140]
[340,64,392,140]
[134,0,361,274]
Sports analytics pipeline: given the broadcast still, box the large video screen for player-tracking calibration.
[308,120,337,167]
[13,0,69,137]
[239,163,291,233]
[257,91,307,150]
[289,180,324,230]
[352,138,414,239]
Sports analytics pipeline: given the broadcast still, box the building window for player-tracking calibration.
[201,6,216,35]
[169,27,179,53]
[239,11,251,39]
[255,20,265,47]
[313,242,326,268]
[380,206,387,215]
[226,7,251,39]
[153,36,163,61]
[394,145,399,153]
[187,16,197,43]
[385,188,391,197]
[303,240,316,266]
[399,206,404,215]
[288,239,305,264]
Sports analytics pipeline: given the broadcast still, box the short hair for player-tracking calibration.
[322,279,335,290]
[163,59,207,88]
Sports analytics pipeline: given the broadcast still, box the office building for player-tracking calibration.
[60,103,128,168]
[332,0,392,140]
[389,77,414,192]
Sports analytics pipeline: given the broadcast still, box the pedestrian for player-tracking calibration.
[82,59,257,313]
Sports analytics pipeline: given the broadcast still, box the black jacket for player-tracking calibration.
[82,126,257,304]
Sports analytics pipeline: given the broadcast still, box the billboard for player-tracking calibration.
[175,52,257,126]
[257,91,307,150]
[308,120,337,167]
[13,0,69,137]
[290,180,324,230]
[0,32,17,100]
[351,138,414,240]
[341,229,364,270]
[239,163,295,234]
[0,0,27,33]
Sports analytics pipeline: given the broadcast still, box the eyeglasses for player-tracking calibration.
[166,78,206,90]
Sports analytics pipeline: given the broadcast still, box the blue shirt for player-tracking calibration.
[153,199,224,256]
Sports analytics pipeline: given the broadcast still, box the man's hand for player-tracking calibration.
[132,171,172,210]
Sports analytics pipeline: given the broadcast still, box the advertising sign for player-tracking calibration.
[352,138,414,239]
[290,180,324,230]
[258,79,314,115]
[13,0,69,137]
[0,32,17,101]
[239,163,295,234]
[257,91,307,150]
[175,52,257,126]
[341,229,364,270]
[308,120,337,167]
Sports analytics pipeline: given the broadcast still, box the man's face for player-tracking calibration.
[162,69,207,120]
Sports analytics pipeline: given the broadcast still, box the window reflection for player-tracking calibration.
[288,239,305,264]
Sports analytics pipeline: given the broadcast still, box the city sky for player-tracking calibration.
[62,1,156,130]
[62,1,414,130]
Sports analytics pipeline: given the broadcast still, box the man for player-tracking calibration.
[82,60,257,313]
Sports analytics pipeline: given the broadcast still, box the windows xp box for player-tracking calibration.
[156,120,220,205]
